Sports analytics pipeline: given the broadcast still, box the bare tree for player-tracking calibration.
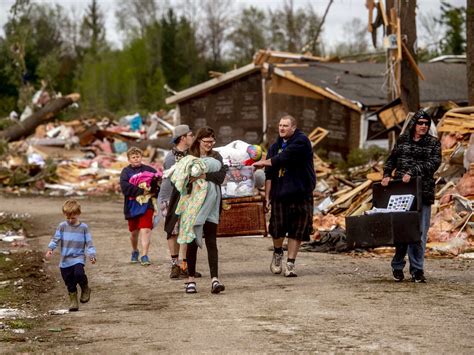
[115,0,160,40]
[201,0,232,68]
[331,18,370,56]
[418,11,444,55]
[268,0,322,54]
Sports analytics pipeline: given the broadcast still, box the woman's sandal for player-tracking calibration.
[211,280,225,294]
[185,282,197,294]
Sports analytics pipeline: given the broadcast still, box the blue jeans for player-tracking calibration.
[391,203,431,274]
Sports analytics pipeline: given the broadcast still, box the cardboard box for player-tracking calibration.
[346,178,422,248]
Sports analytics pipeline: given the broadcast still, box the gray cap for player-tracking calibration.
[171,124,191,143]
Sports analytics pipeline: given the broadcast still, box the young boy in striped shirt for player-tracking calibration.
[45,200,97,312]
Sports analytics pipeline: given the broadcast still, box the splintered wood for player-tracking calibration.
[438,107,474,135]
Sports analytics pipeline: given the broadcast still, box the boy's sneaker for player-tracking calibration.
[170,264,181,279]
[140,255,151,266]
[412,270,426,283]
[392,269,404,282]
[270,252,283,274]
[131,250,139,263]
[284,262,297,277]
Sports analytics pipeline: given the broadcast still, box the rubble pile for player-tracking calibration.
[427,107,474,256]
[0,110,175,196]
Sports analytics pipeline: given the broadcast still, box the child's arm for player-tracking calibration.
[84,225,97,264]
[120,169,145,197]
[45,225,62,259]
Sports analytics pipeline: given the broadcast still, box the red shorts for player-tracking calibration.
[128,208,154,232]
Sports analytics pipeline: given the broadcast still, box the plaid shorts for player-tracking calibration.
[160,200,179,237]
[269,198,313,241]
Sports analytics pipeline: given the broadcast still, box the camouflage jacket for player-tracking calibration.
[383,127,441,205]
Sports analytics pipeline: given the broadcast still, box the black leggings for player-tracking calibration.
[60,263,88,293]
[186,221,218,278]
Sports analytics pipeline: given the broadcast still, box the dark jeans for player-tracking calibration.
[186,221,218,278]
[60,263,88,293]
[391,203,431,274]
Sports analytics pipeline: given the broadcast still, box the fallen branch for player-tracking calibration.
[0,94,80,142]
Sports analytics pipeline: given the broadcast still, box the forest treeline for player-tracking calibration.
[0,0,467,116]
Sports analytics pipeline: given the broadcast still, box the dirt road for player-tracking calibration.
[1,195,473,353]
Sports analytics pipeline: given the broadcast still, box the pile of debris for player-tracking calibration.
[428,107,474,256]
[0,102,177,195]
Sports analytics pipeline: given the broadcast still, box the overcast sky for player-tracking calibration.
[0,0,467,51]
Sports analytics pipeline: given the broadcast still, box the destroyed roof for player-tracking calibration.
[285,62,467,108]
[165,60,467,108]
[253,49,328,66]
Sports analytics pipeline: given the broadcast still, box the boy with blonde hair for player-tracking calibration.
[120,146,158,265]
[46,199,96,312]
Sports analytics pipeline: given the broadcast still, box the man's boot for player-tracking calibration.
[80,284,91,303]
[68,292,79,311]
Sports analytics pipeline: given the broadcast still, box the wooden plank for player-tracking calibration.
[379,0,389,27]
[445,112,474,119]
[327,180,373,210]
[401,41,425,80]
[397,17,402,61]
[335,176,357,188]
[367,0,375,32]
[308,127,329,147]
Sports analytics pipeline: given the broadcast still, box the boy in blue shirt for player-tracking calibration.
[45,200,96,312]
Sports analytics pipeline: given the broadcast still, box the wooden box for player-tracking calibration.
[217,195,267,237]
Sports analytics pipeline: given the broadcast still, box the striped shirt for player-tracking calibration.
[48,221,96,268]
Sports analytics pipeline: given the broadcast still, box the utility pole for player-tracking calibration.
[467,0,474,105]
[385,0,420,112]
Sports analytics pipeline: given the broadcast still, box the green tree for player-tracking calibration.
[161,9,180,90]
[438,1,466,55]
[175,16,206,88]
[80,0,107,57]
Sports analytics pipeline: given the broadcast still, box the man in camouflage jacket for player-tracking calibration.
[382,110,441,283]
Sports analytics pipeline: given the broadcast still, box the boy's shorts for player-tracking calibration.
[128,208,154,232]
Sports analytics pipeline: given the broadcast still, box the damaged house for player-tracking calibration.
[166,51,467,157]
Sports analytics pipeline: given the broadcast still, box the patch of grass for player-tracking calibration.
[0,118,15,130]
[0,212,31,233]
[7,319,33,329]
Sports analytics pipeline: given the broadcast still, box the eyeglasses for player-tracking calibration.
[416,121,430,127]
[201,139,216,145]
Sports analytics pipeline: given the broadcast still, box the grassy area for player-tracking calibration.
[0,213,31,234]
